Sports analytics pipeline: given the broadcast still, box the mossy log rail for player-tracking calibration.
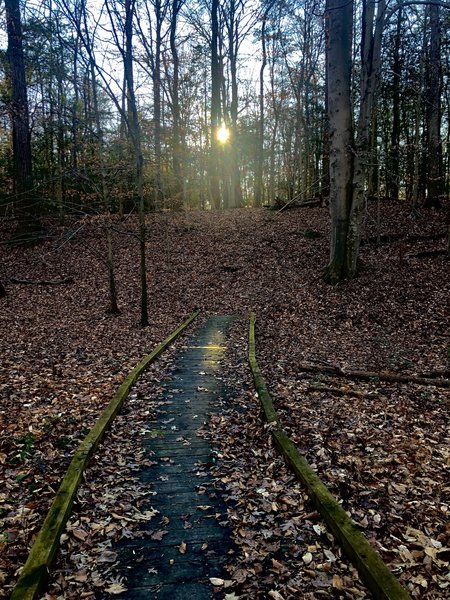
[249,313,411,600]
[10,311,199,600]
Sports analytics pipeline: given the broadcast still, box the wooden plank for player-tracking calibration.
[248,313,411,600]
[248,313,278,423]
[10,311,199,600]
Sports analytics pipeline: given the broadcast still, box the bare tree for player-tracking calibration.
[324,0,386,282]
[120,0,149,325]
[323,0,354,282]
[424,0,443,207]
[254,1,274,207]
[168,0,185,207]
[210,0,222,208]
[64,0,149,323]
[5,0,40,236]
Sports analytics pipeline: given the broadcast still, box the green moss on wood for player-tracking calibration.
[249,313,278,424]
[11,311,199,600]
[248,313,411,600]
[273,428,410,600]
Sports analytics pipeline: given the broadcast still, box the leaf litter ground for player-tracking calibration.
[0,203,449,598]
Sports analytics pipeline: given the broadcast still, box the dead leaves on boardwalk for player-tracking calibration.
[1,204,449,597]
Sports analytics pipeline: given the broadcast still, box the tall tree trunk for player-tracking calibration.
[170,0,183,207]
[124,0,149,326]
[227,1,242,209]
[153,0,164,211]
[387,6,402,200]
[323,0,354,283]
[56,68,65,211]
[72,28,80,175]
[88,38,120,314]
[424,1,442,208]
[5,0,39,236]
[346,0,385,276]
[411,85,423,216]
[322,63,330,200]
[268,52,280,204]
[209,0,221,208]
[254,3,271,207]
[325,0,385,283]
[411,22,427,215]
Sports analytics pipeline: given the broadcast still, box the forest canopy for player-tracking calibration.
[0,0,449,280]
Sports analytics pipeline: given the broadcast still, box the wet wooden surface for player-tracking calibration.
[100,316,236,599]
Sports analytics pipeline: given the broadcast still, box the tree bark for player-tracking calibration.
[297,362,450,388]
[88,37,120,315]
[387,6,402,200]
[5,0,39,236]
[152,0,164,211]
[324,0,385,282]
[254,4,272,206]
[209,0,222,208]
[346,0,385,276]
[323,0,354,283]
[424,1,443,208]
[226,0,243,209]
[123,0,149,326]
[169,0,183,207]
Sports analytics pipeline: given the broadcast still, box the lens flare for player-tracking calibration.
[216,123,230,144]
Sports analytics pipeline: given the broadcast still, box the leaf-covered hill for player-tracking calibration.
[0,204,449,598]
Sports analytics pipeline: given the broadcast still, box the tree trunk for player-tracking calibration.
[170,0,183,208]
[87,24,120,315]
[387,6,402,200]
[227,2,243,209]
[424,2,442,208]
[411,87,423,215]
[153,0,164,211]
[209,0,221,208]
[268,44,280,204]
[324,0,385,283]
[124,0,149,326]
[254,4,272,206]
[323,0,354,283]
[5,0,40,236]
[346,0,385,276]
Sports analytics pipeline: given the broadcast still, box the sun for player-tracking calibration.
[216,123,230,144]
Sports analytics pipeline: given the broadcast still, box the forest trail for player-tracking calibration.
[2,207,448,599]
[99,316,237,599]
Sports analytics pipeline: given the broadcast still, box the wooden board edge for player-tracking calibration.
[10,311,199,600]
[248,313,411,600]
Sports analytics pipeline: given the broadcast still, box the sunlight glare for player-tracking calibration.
[216,123,230,144]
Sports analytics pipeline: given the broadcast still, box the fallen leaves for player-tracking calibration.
[104,579,127,595]
[1,205,448,598]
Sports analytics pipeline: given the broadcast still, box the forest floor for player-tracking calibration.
[0,202,449,599]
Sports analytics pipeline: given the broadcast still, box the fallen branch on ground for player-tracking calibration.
[408,249,448,258]
[298,363,450,388]
[361,231,447,246]
[5,276,74,286]
[307,384,377,398]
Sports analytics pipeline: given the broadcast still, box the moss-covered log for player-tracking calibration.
[10,311,199,600]
[249,313,278,423]
[248,313,411,600]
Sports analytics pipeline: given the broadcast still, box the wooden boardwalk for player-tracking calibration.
[99,316,236,599]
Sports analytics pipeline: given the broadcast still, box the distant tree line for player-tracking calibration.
[0,0,449,281]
